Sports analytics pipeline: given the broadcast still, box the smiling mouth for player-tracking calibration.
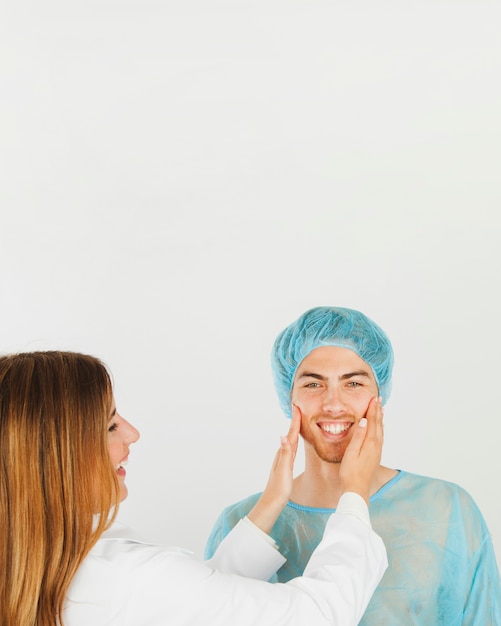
[318,422,352,435]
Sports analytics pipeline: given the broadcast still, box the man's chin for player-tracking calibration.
[319,454,343,464]
[316,442,348,464]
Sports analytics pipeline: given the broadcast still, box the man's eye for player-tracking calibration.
[347,381,362,388]
[108,422,118,432]
[305,382,320,388]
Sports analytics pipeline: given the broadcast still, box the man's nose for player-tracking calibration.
[321,387,346,413]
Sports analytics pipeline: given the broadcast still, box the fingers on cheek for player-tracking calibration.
[365,396,377,415]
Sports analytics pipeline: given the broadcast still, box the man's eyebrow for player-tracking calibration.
[296,372,328,381]
[339,370,371,380]
[296,370,371,381]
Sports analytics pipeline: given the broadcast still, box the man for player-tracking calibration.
[205,306,501,625]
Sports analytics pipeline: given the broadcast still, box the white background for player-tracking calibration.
[1,0,500,565]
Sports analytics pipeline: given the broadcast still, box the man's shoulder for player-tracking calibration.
[204,493,262,559]
[216,492,263,521]
[397,470,475,498]
[382,471,484,519]
[207,493,262,538]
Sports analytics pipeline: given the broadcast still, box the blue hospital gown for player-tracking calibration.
[205,471,501,625]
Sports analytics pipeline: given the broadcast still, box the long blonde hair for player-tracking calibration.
[0,351,121,626]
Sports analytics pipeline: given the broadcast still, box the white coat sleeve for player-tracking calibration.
[206,516,287,580]
[122,496,387,626]
[206,491,374,582]
[63,494,387,626]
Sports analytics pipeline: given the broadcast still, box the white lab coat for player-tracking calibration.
[62,494,387,626]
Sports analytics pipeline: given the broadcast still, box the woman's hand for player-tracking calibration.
[247,405,301,535]
[338,396,384,505]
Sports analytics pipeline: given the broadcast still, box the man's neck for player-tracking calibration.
[290,450,398,509]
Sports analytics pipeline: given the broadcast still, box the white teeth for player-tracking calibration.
[320,423,351,435]
[115,460,128,470]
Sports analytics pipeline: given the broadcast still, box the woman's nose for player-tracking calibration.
[125,420,140,443]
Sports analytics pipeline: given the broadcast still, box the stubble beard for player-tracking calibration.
[315,442,348,464]
[302,427,350,464]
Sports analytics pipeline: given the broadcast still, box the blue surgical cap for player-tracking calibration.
[271,306,394,418]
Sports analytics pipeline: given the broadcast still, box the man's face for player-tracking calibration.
[291,346,379,463]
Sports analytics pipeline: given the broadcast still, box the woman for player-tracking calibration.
[0,351,386,626]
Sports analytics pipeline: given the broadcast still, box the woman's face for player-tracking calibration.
[107,400,140,501]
